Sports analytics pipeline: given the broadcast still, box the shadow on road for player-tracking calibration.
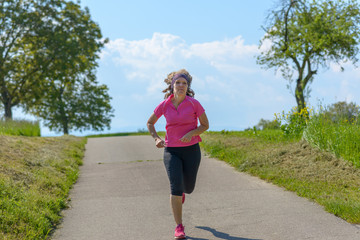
[186,226,262,240]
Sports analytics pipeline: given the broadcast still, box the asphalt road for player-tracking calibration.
[52,136,360,240]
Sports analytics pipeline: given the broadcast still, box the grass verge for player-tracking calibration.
[0,135,87,240]
[201,131,360,224]
[0,119,41,136]
[303,114,360,167]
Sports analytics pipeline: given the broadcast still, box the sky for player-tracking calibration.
[13,0,360,136]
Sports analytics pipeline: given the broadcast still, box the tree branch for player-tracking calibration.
[1,1,31,65]
[12,55,56,106]
[290,55,301,71]
[303,58,317,88]
[283,0,298,52]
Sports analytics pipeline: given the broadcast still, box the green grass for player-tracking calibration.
[0,135,86,240]
[304,114,360,167]
[201,130,360,224]
[0,119,41,136]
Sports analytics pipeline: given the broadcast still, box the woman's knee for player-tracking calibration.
[184,188,194,194]
[171,188,184,196]
[183,182,195,194]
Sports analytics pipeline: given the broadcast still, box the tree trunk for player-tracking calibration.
[60,108,69,135]
[295,80,305,111]
[3,100,13,120]
[1,79,13,120]
[57,86,69,135]
[63,123,69,135]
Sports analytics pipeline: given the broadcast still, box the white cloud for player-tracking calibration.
[187,36,259,74]
[258,37,273,52]
[188,36,258,61]
[209,61,258,74]
[101,33,188,95]
[102,32,185,71]
[100,33,262,97]
[102,33,260,74]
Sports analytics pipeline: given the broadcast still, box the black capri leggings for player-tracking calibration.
[163,143,201,196]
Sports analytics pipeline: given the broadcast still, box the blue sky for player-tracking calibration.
[14,0,360,136]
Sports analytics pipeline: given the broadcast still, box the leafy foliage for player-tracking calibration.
[324,101,360,124]
[1,0,113,134]
[0,0,107,118]
[275,106,311,138]
[31,75,114,134]
[257,0,360,111]
[255,118,281,130]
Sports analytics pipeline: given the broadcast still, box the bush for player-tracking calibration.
[255,118,281,130]
[275,106,311,138]
[324,101,359,124]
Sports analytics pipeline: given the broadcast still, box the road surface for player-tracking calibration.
[52,136,360,240]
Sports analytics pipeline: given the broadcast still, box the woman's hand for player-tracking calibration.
[180,132,193,143]
[180,113,209,143]
[155,138,166,148]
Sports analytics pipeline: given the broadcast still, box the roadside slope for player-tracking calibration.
[0,135,86,240]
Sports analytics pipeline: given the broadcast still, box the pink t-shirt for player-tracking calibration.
[154,94,205,147]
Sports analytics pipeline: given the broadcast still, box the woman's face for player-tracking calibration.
[173,78,188,96]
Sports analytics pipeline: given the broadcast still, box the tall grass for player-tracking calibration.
[274,105,360,168]
[0,119,41,136]
[303,111,360,167]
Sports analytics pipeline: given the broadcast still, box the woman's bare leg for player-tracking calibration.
[170,195,183,224]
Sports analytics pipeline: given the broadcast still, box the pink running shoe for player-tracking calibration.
[174,224,186,239]
[182,193,185,204]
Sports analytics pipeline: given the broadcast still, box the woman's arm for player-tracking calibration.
[147,113,165,148]
[180,112,209,143]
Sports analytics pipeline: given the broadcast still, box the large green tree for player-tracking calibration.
[30,72,114,134]
[0,0,106,119]
[257,0,360,111]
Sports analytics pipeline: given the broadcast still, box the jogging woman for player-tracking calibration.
[147,69,209,239]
